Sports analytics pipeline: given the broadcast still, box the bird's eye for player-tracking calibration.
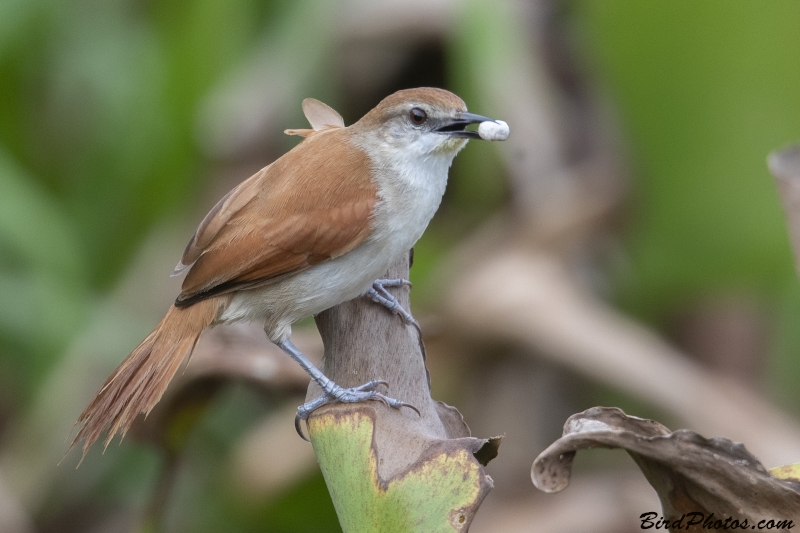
[409,107,427,126]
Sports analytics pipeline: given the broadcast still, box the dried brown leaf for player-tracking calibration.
[532,407,800,524]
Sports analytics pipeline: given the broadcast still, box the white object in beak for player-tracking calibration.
[478,120,510,141]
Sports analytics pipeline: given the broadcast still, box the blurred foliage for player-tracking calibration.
[0,0,285,400]
[573,0,800,408]
[576,0,800,308]
[1,0,800,531]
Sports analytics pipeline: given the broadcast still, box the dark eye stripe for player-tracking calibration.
[409,107,427,125]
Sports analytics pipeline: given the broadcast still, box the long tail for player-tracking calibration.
[71,297,226,460]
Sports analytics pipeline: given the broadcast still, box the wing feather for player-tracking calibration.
[302,98,345,130]
[172,170,264,274]
[174,128,376,306]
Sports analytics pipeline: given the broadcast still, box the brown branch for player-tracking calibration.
[0,471,34,533]
[444,246,800,467]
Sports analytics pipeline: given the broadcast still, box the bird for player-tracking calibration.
[71,87,506,458]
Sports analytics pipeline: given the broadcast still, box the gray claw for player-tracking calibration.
[368,280,419,328]
[293,379,417,440]
[387,398,421,417]
[295,414,308,441]
[278,339,420,440]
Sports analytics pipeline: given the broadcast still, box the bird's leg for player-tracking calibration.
[276,340,419,440]
[367,279,428,369]
[368,278,418,328]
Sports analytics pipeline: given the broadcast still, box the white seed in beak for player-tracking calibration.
[478,120,510,141]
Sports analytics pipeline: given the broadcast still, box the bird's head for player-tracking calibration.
[352,87,500,159]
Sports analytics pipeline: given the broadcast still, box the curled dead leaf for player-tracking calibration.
[532,407,800,524]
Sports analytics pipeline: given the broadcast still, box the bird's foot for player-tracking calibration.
[368,278,419,328]
[368,277,428,368]
[294,380,419,440]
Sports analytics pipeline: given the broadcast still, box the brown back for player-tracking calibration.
[176,128,377,305]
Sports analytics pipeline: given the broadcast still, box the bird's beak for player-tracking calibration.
[434,112,497,139]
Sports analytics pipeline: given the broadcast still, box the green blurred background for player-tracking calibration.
[0,0,798,531]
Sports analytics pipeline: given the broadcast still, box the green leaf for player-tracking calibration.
[309,411,483,533]
[770,463,800,483]
[0,146,83,277]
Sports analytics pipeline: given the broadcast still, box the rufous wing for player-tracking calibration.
[173,174,264,275]
[174,128,377,306]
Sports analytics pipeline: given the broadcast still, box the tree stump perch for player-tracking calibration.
[306,253,499,532]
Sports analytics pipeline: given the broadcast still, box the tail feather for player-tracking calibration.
[71,298,225,460]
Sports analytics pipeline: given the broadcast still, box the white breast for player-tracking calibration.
[368,139,454,250]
